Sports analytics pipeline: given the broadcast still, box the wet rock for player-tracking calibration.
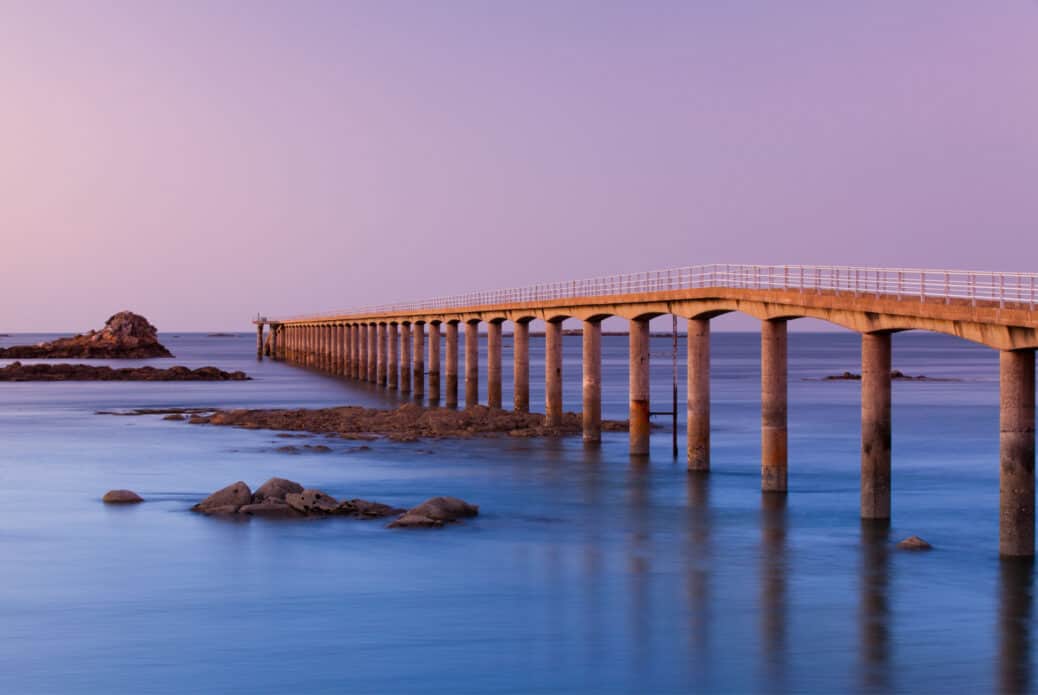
[337,499,406,519]
[191,481,252,513]
[388,496,479,529]
[0,362,248,382]
[303,444,332,453]
[253,477,304,502]
[897,535,933,551]
[285,489,339,515]
[275,445,300,454]
[388,512,445,528]
[239,499,302,518]
[163,414,186,421]
[102,489,143,504]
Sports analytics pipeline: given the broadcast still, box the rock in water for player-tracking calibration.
[897,535,933,551]
[191,481,252,514]
[388,496,479,528]
[285,489,340,515]
[337,499,407,519]
[253,477,304,502]
[239,499,302,518]
[102,489,143,504]
[0,311,173,359]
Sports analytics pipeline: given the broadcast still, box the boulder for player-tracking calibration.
[163,414,186,421]
[388,496,479,529]
[285,489,339,515]
[239,499,303,518]
[337,499,407,519]
[388,512,445,528]
[191,481,252,513]
[102,489,143,504]
[897,535,933,551]
[253,477,304,502]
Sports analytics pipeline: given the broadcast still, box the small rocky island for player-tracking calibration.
[821,370,955,382]
[0,363,248,382]
[0,311,173,359]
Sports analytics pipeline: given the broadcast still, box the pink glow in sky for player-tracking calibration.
[2,2,1037,331]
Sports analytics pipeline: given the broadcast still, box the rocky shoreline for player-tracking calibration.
[1,362,248,381]
[0,311,173,359]
[172,403,629,441]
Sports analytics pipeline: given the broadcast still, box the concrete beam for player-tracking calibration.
[629,318,650,455]
[413,322,425,401]
[488,321,502,409]
[513,320,530,412]
[762,319,788,492]
[687,318,710,471]
[465,321,479,408]
[428,323,441,404]
[546,320,563,426]
[446,322,459,408]
[582,319,601,442]
[861,332,892,519]
[400,323,412,393]
[1001,349,1036,556]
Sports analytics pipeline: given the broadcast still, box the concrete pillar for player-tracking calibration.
[546,320,563,426]
[401,323,412,394]
[344,325,353,376]
[861,333,892,520]
[304,325,311,366]
[358,324,368,380]
[256,324,264,359]
[446,322,459,408]
[1000,349,1036,557]
[629,318,651,455]
[338,325,346,374]
[465,321,479,408]
[350,325,360,379]
[377,323,388,386]
[582,319,602,442]
[270,325,279,360]
[688,318,711,471]
[413,322,425,401]
[488,321,503,409]
[388,323,399,390]
[428,323,441,404]
[367,323,377,382]
[761,319,788,492]
[513,320,530,412]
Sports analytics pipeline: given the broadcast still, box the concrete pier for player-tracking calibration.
[357,325,367,379]
[582,319,602,442]
[629,318,650,456]
[1000,349,1036,556]
[388,323,399,389]
[861,333,892,519]
[446,322,459,408]
[366,323,377,382]
[413,322,425,401]
[400,323,412,393]
[513,320,530,412]
[465,321,479,408]
[545,320,563,427]
[488,321,502,409]
[761,319,788,492]
[428,323,441,404]
[687,318,711,471]
[377,323,387,386]
[256,324,264,359]
[351,324,360,379]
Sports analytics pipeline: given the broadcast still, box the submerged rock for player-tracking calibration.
[239,499,302,518]
[102,489,143,504]
[338,499,406,519]
[0,311,174,359]
[191,481,252,514]
[388,496,479,529]
[0,362,248,382]
[897,535,933,551]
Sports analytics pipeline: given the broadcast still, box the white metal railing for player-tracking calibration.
[272,263,1038,322]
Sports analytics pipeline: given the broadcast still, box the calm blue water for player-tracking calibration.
[0,331,1033,694]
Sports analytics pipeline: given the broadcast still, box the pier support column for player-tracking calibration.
[688,318,711,471]
[350,325,359,379]
[465,321,479,408]
[358,325,367,379]
[317,326,325,370]
[761,319,788,492]
[344,325,353,376]
[582,319,602,442]
[400,323,412,393]
[428,323,441,404]
[513,320,530,412]
[270,325,279,361]
[629,318,650,456]
[861,332,892,520]
[304,325,312,366]
[545,319,563,426]
[367,323,377,382]
[413,322,425,401]
[332,325,340,373]
[256,324,264,360]
[488,321,503,409]
[339,325,347,374]
[388,323,399,389]
[446,322,459,408]
[1000,349,1036,557]
[377,324,388,386]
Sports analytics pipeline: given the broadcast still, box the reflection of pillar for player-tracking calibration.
[1001,349,1036,557]
[445,322,459,408]
[487,321,502,409]
[387,323,399,389]
[582,319,601,442]
[687,318,710,471]
[761,319,788,492]
[545,320,563,426]
[428,323,441,404]
[400,323,412,393]
[513,320,530,412]
[465,321,479,408]
[413,322,425,401]
[686,472,711,662]
[999,558,1034,694]
[861,333,892,519]
[859,521,890,693]
[761,493,788,690]
[629,318,650,455]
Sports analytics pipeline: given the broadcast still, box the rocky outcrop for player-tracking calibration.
[102,489,143,504]
[896,535,933,551]
[388,496,480,529]
[0,311,173,359]
[338,499,406,519]
[285,489,340,515]
[253,477,304,502]
[821,370,956,382]
[191,481,252,514]
[0,362,248,381]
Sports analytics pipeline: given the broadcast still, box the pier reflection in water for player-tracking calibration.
[999,558,1034,694]
[860,520,891,692]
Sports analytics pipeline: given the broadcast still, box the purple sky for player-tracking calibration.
[3,2,1037,332]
